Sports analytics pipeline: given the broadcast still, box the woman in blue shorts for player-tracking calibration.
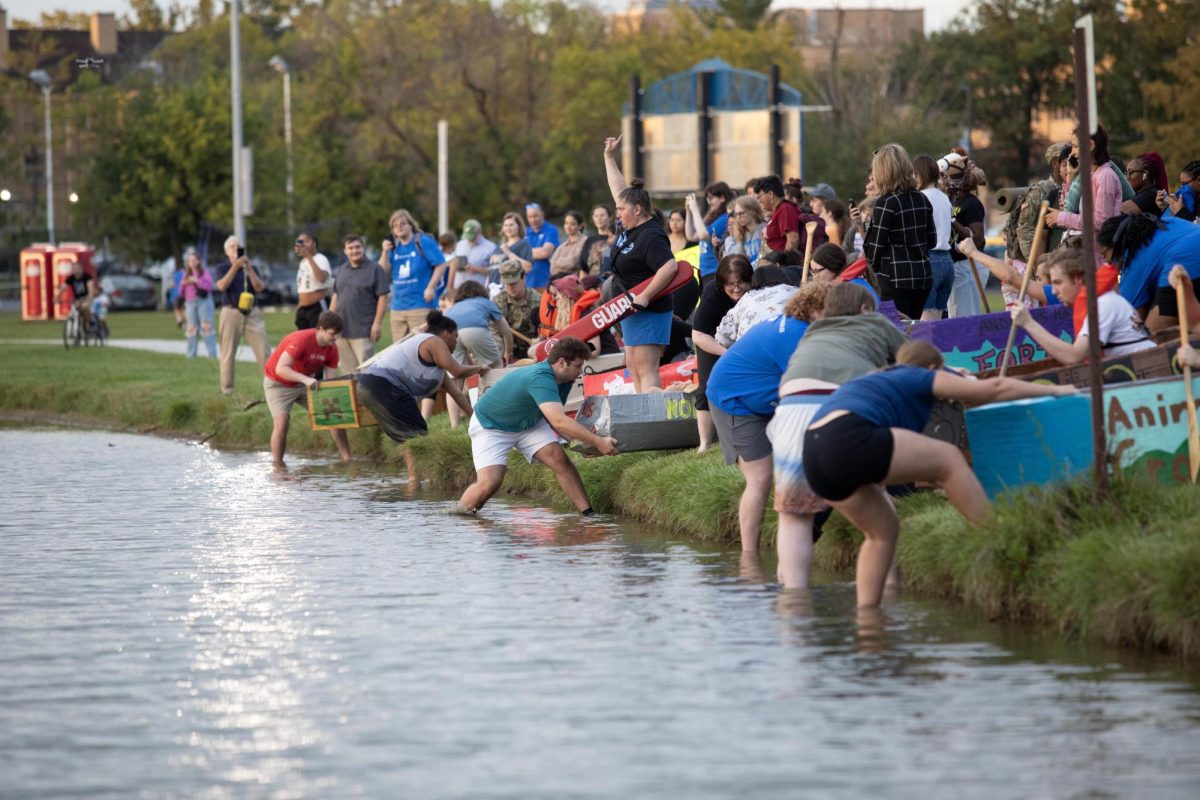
[802,340,1073,607]
[602,134,682,391]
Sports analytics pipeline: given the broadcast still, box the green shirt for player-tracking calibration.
[474,361,571,432]
[780,313,908,385]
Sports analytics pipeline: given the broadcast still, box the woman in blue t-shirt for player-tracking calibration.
[705,281,829,553]
[380,208,447,343]
[802,340,1074,607]
[1098,212,1200,330]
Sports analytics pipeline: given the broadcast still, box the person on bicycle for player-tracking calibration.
[58,262,98,330]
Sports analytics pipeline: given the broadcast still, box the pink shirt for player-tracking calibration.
[1055,163,1123,265]
[181,270,214,302]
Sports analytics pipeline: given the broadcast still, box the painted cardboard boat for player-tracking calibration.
[573,391,700,453]
[966,373,1200,498]
[908,305,1074,373]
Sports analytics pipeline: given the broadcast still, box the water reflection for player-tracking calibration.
[2,429,1199,799]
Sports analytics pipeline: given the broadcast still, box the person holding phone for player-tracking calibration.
[214,235,270,395]
[294,232,334,330]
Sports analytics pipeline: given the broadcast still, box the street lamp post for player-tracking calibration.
[230,0,246,244]
[28,69,54,244]
[269,55,294,236]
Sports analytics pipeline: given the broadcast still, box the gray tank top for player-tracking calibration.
[363,333,444,397]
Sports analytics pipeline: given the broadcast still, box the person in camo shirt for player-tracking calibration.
[494,260,541,360]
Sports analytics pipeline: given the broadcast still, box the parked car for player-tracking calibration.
[100,274,158,311]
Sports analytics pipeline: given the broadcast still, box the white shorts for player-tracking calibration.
[468,415,562,470]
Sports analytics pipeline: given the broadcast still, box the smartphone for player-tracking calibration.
[237,246,245,257]
[848,198,857,208]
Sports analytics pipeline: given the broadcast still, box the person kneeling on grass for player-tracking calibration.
[1008,248,1156,365]
[263,311,354,467]
[704,280,830,553]
[455,337,619,516]
[802,340,1076,608]
[356,310,488,444]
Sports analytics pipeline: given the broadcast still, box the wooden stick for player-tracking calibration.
[510,329,533,345]
[1176,278,1200,483]
[999,200,1050,376]
[800,221,819,284]
[967,256,991,314]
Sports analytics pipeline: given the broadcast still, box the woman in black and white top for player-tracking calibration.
[863,143,936,319]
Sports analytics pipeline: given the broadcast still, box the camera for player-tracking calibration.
[294,238,305,248]
[237,246,245,258]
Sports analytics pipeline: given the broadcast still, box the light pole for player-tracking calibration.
[229,0,246,244]
[28,69,54,244]
[269,55,294,236]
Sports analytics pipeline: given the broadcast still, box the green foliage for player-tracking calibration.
[699,0,775,32]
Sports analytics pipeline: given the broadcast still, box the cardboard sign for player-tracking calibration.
[307,378,378,430]
[574,392,700,453]
[910,305,1073,372]
[1106,375,1200,483]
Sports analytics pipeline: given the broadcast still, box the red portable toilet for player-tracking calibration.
[20,243,56,321]
[50,243,96,319]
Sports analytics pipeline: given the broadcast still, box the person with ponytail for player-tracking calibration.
[1008,248,1154,365]
[1097,212,1200,330]
[1121,152,1169,217]
[602,134,683,392]
[357,310,487,444]
[684,181,737,285]
[808,242,881,302]
[1046,125,1125,265]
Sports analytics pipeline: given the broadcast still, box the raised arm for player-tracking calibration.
[603,135,627,204]
[684,193,708,242]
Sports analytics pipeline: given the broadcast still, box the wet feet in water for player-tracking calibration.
[447,502,478,517]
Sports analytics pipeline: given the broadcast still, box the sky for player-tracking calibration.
[2,0,974,34]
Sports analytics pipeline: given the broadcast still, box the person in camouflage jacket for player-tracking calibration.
[495,260,542,360]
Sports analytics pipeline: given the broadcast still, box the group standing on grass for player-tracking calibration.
[170,120,1199,611]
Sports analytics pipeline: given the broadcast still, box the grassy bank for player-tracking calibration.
[2,332,1197,659]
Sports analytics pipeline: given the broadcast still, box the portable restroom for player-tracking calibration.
[20,244,56,321]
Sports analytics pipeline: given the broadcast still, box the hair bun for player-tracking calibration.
[426,309,444,325]
[629,178,646,190]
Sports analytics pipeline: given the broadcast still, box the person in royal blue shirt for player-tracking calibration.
[380,208,447,344]
[684,181,737,285]
[705,281,828,554]
[802,341,1073,608]
[524,203,559,290]
[1098,212,1200,329]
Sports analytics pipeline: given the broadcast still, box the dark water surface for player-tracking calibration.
[2,429,1198,799]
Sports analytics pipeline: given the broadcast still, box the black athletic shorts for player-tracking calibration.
[802,413,895,501]
[1153,283,1200,319]
[295,301,324,330]
[357,373,428,444]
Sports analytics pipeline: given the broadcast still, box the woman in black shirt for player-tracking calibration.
[603,134,682,392]
[691,254,752,451]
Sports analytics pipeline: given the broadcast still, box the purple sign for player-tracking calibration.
[909,305,1073,372]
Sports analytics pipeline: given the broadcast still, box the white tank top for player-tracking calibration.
[363,333,444,397]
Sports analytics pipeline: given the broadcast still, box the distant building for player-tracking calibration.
[776,7,924,71]
[610,0,719,35]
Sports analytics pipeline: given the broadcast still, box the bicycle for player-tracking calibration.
[62,303,106,349]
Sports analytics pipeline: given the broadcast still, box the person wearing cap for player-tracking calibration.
[940,151,988,318]
[494,259,541,360]
[329,234,391,373]
[294,232,334,330]
[524,202,559,290]
[447,218,496,291]
[1005,142,1069,300]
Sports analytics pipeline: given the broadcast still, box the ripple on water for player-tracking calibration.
[1,429,1199,799]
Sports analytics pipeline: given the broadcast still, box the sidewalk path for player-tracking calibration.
[2,338,263,362]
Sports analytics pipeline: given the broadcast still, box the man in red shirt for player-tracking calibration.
[754,175,802,262]
[263,310,352,467]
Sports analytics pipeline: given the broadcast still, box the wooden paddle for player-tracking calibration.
[510,329,533,345]
[998,200,1051,377]
[800,221,819,284]
[1176,276,1200,483]
[967,256,991,314]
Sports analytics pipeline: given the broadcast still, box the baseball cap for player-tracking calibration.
[461,219,481,240]
[499,260,525,283]
[804,182,837,200]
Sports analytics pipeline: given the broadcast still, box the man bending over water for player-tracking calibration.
[455,337,619,515]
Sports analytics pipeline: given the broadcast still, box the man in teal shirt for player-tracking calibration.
[456,337,619,515]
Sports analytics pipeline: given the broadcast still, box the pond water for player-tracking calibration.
[2,429,1198,799]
